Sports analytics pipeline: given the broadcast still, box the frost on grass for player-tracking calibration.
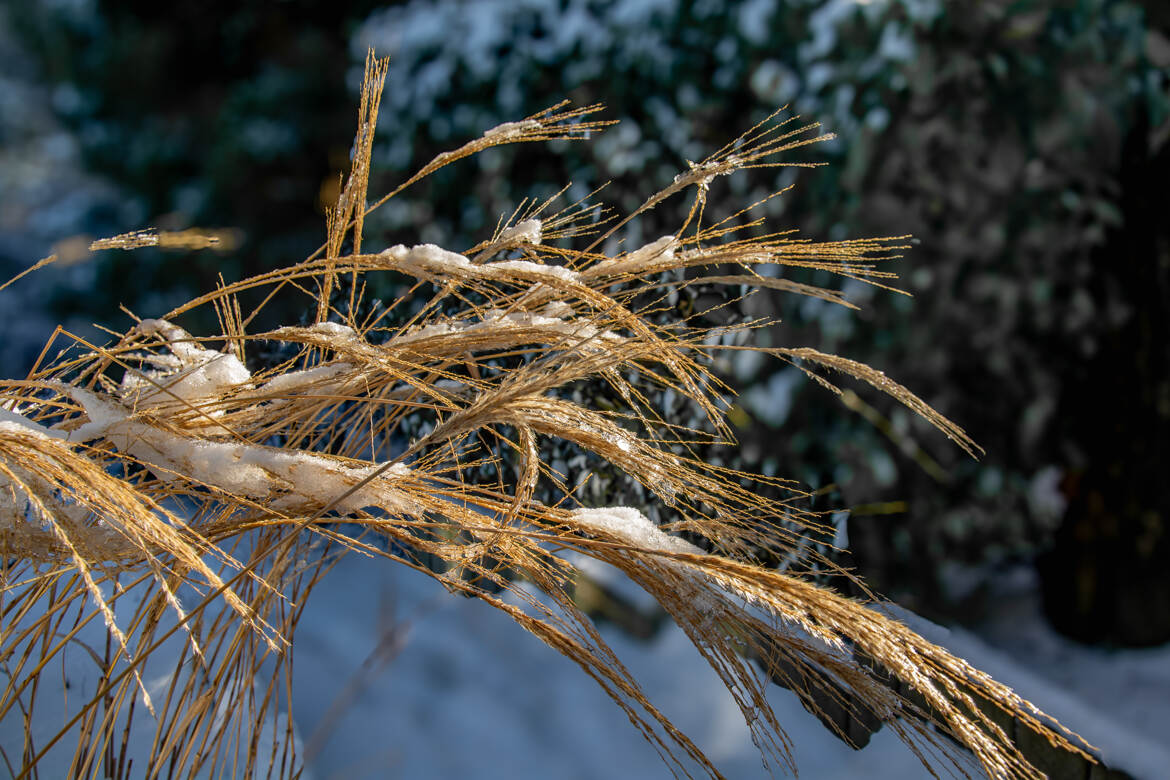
[0,52,1096,780]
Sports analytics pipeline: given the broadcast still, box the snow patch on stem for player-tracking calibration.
[571,506,700,556]
[0,411,65,440]
[593,235,676,276]
[484,259,578,282]
[499,218,542,246]
[380,243,579,283]
[60,386,418,515]
[255,363,354,397]
[483,119,541,141]
[120,319,252,411]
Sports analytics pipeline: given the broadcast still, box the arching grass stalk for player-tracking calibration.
[0,52,1092,779]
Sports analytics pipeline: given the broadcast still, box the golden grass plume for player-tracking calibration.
[0,52,1094,779]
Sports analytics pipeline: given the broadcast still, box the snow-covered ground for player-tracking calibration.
[6,547,1168,779]
[292,553,937,780]
[289,554,1170,780]
[964,567,1170,779]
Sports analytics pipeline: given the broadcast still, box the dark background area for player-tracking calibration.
[2,0,1168,647]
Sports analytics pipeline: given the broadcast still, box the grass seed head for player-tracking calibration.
[0,51,1091,779]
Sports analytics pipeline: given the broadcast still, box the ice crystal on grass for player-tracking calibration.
[0,52,1095,779]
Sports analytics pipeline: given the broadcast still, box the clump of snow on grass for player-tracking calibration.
[62,385,137,443]
[625,235,676,265]
[270,322,364,353]
[393,319,468,342]
[499,218,542,246]
[120,319,252,410]
[571,506,700,556]
[304,321,359,340]
[60,385,418,516]
[542,300,574,318]
[380,243,474,278]
[256,363,354,397]
[483,259,580,282]
[0,409,64,439]
[396,308,620,348]
[593,235,676,275]
[483,119,541,141]
[381,242,580,284]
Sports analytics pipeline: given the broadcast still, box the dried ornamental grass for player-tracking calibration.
[0,53,1094,779]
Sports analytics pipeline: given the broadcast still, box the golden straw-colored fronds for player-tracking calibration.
[0,52,1092,779]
